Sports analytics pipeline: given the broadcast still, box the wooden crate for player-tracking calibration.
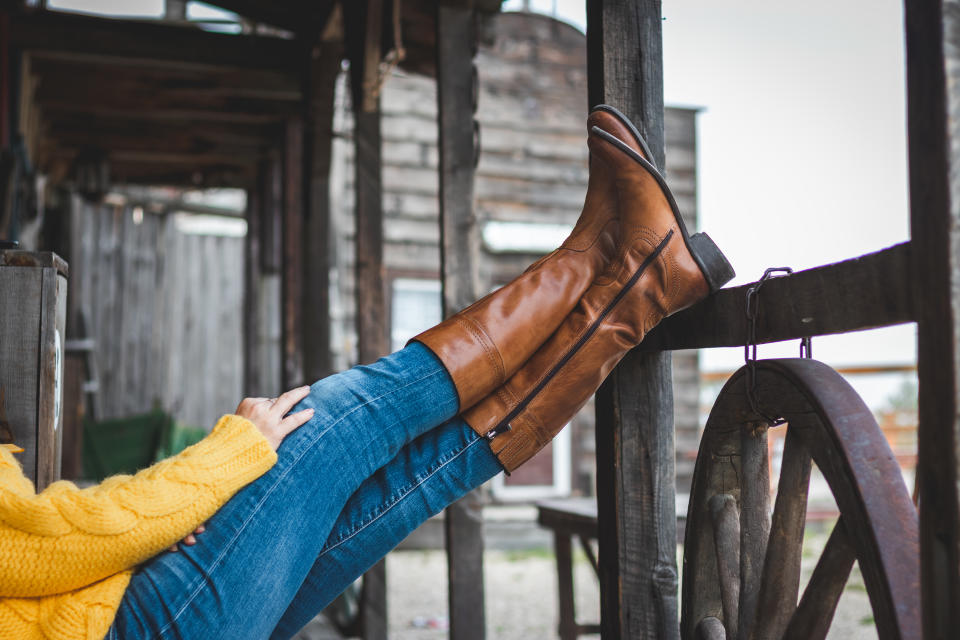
[0,250,67,490]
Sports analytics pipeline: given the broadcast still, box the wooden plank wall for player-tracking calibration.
[68,196,246,431]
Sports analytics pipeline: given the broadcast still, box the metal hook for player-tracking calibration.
[744,267,794,426]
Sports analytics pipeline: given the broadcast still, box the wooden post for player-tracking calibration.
[355,99,389,640]
[243,169,262,396]
[904,2,960,637]
[243,153,284,398]
[0,251,67,491]
[301,43,340,383]
[282,118,305,390]
[436,4,485,640]
[1,11,9,150]
[587,2,679,638]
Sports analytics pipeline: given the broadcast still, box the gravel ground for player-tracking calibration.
[299,523,881,639]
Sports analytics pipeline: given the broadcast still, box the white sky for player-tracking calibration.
[504,0,916,407]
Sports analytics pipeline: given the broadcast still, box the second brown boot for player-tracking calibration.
[463,119,734,472]
[411,107,654,412]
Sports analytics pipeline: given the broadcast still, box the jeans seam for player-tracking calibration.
[152,365,449,640]
[323,435,472,548]
[317,435,483,557]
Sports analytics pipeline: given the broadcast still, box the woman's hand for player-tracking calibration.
[235,385,315,451]
[169,524,205,553]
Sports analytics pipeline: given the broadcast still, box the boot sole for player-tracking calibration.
[590,125,736,293]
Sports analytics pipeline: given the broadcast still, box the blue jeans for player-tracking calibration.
[109,343,503,639]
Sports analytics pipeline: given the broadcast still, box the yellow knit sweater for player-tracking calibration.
[0,414,277,640]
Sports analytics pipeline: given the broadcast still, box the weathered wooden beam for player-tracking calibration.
[904,2,960,637]
[243,170,262,396]
[1,12,9,149]
[32,81,299,121]
[301,42,340,383]
[641,242,913,351]
[10,9,302,72]
[282,118,305,390]
[435,4,485,640]
[204,0,336,38]
[28,54,301,100]
[587,2,679,639]
[354,95,388,640]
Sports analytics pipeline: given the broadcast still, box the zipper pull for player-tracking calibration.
[484,422,512,441]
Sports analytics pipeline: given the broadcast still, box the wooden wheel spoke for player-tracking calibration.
[737,421,770,640]
[683,360,920,640]
[781,517,857,640]
[708,493,740,639]
[751,425,813,640]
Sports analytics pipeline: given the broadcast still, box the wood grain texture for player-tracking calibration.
[904,2,960,637]
[302,44,341,383]
[35,269,65,490]
[751,426,812,640]
[0,267,43,483]
[737,423,770,640]
[353,94,388,640]
[354,106,389,364]
[782,518,856,640]
[10,9,302,72]
[436,6,487,639]
[283,118,305,389]
[587,1,678,638]
[641,242,913,351]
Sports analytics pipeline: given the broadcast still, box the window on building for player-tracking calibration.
[390,278,442,352]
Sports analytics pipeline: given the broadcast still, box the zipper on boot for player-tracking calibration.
[486,230,674,442]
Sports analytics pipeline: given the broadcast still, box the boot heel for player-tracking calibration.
[688,232,735,292]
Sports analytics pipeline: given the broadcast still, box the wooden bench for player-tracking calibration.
[536,498,601,640]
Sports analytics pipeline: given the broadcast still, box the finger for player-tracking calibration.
[183,534,197,546]
[195,524,206,535]
[169,544,179,553]
[272,385,311,417]
[279,407,316,434]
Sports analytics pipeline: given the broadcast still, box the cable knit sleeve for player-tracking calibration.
[0,414,277,598]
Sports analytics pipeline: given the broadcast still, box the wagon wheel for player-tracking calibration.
[681,358,919,640]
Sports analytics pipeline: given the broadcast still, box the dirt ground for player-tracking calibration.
[380,527,877,639]
[295,516,880,639]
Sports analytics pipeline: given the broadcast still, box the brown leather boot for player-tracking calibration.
[462,119,735,472]
[411,107,653,412]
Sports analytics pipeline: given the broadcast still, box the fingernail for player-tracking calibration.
[301,385,311,390]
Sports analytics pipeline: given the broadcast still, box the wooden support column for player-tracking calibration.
[282,118,305,390]
[355,99,389,640]
[243,171,262,396]
[587,2,679,639]
[244,155,283,397]
[1,11,9,149]
[904,2,960,637]
[436,4,485,640]
[302,43,341,383]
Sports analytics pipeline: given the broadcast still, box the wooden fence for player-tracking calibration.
[67,196,247,431]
